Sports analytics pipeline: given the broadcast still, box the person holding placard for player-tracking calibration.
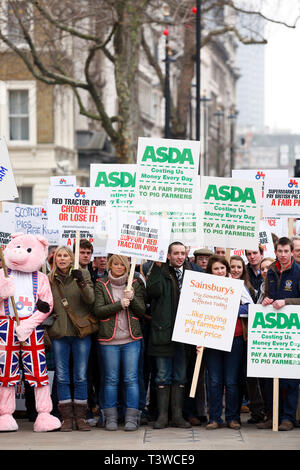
[230,255,266,425]
[200,255,246,430]
[94,255,146,432]
[257,237,300,431]
[47,246,95,432]
[146,242,192,430]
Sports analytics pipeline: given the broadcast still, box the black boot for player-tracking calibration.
[153,385,170,429]
[170,384,191,428]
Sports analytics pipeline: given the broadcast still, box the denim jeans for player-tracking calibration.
[155,342,187,385]
[100,340,141,410]
[52,335,91,402]
[205,335,244,424]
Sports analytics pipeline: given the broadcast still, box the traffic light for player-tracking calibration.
[295,159,300,177]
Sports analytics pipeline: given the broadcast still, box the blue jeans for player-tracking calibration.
[205,336,244,424]
[155,342,187,385]
[52,335,91,402]
[100,340,141,409]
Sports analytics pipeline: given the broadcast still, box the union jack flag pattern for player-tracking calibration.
[0,317,49,388]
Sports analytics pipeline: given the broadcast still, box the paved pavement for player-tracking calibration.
[0,413,299,451]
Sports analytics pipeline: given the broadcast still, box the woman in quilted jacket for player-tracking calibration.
[94,254,146,432]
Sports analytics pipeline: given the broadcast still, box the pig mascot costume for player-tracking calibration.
[0,233,61,432]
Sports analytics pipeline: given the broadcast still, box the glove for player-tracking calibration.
[71,269,84,282]
[36,299,50,313]
[0,277,15,298]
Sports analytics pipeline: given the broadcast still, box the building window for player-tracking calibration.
[7,1,30,46]
[8,89,29,140]
[16,186,32,204]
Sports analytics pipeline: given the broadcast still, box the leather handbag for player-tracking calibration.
[55,280,99,338]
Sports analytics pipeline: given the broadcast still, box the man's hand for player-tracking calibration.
[262,297,274,306]
[272,299,286,310]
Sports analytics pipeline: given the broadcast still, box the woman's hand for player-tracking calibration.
[121,298,130,309]
[124,288,134,300]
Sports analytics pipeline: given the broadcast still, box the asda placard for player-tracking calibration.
[106,211,171,262]
[0,137,18,201]
[172,271,244,352]
[263,177,300,217]
[135,137,200,208]
[247,305,300,379]
[200,176,261,250]
[90,164,136,208]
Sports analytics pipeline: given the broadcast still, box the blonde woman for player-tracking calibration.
[48,246,95,431]
[94,254,146,431]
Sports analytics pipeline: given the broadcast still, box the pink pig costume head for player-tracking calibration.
[4,233,49,273]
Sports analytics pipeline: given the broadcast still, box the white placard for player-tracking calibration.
[247,305,300,379]
[0,212,15,249]
[232,169,288,206]
[263,177,300,218]
[3,202,43,235]
[47,186,110,232]
[0,136,18,201]
[172,271,244,352]
[106,211,172,262]
[200,176,261,250]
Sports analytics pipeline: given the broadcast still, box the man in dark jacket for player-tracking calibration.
[146,241,192,429]
[257,237,300,431]
[245,245,264,292]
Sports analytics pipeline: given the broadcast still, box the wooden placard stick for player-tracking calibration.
[74,230,80,269]
[273,377,279,432]
[225,247,231,263]
[0,200,21,328]
[189,346,204,398]
[126,258,137,291]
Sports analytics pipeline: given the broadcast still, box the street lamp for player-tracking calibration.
[200,91,211,175]
[192,2,202,142]
[163,5,171,138]
[214,105,224,176]
[228,105,239,173]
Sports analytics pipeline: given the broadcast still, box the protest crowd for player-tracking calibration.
[1,139,300,437]
[1,234,300,433]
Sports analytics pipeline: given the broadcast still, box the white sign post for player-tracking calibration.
[248,305,300,431]
[172,270,244,396]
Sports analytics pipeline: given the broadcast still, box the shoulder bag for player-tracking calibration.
[55,280,99,338]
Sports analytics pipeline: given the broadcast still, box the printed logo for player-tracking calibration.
[288,179,298,188]
[284,280,293,291]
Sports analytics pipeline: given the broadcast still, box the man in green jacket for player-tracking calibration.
[146,241,191,429]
